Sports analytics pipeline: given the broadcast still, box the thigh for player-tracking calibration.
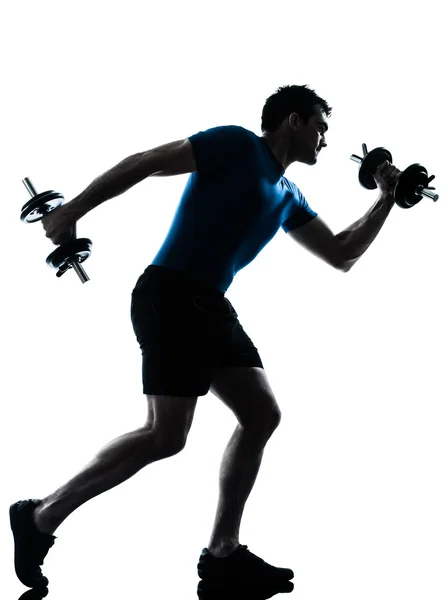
[147,394,198,450]
[130,267,238,397]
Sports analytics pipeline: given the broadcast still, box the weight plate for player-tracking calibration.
[358,147,393,190]
[20,191,64,223]
[46,238,93,270]
[394,163,428,209]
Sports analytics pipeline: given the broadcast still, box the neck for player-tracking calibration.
[262,132,293,171]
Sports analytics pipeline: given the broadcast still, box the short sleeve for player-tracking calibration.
[188,125,251,172]
[281,188,318,232]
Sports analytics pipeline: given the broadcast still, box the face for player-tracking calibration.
[290,106,328,165]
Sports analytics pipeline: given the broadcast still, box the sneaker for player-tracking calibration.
[197,544,294,585]
[197,578,294,599]
[10,499,57,588]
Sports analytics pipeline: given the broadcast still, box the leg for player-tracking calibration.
[207,367,281,556]
[34,394,197,535]
[146,395,155,429]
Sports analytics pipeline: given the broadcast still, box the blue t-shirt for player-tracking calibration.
[151,125,317,293]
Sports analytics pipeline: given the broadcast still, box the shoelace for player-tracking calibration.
[237,546,266,565]
[16,500,41,511]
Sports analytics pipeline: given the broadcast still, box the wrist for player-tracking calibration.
[379,191,395,209]
[69,194,90,219]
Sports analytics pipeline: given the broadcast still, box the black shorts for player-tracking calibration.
[130,265,264,397]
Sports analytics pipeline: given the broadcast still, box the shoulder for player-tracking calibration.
[187,126,256,170]
[283,177,305,200]
[189,125,256,144]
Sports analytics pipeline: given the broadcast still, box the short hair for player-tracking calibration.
[261,85,332,133]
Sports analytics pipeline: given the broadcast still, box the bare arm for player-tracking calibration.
[336,192,395,271]
[70,138,197,218]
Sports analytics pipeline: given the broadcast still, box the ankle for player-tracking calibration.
[208,538,239,557]
[33,504,58,535]
[208,546,238,558]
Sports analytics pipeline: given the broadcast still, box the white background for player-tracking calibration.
[2,0,447,598]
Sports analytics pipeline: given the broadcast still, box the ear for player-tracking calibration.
[288,112,304,132]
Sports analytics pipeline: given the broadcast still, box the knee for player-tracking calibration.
[243,408,281,440]
[263,408,281,430]
[266,408,282,433]
[153,429,189,458]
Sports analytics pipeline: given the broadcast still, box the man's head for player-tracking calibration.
[261,85,332,170]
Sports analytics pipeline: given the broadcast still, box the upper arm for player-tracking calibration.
[286,216,347,271]
[144,138,197,177]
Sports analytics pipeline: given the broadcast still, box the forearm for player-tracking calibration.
[336,192,395,271]
[70,152,156,218]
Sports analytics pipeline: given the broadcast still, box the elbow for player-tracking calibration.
[336,237,351,273]
[337,242,355,273]
[337,252,353,273]
[336,251,351,273]
[339,257,357,273]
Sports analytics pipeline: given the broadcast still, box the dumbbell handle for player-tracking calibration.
[55,257,87,281]
[22,176,78,237]
[23,177,38,197]
[350,155,438,201]
[22,177,89,283]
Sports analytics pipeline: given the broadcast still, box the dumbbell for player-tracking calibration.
[350,143,439,209]
[20,177,92,283]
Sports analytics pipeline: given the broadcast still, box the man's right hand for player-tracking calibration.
[373,160,401,196]
[41,202,82,245]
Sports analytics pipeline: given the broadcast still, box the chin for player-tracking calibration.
[297,153,318,166]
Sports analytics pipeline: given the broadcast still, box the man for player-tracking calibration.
[10,85,400,589]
